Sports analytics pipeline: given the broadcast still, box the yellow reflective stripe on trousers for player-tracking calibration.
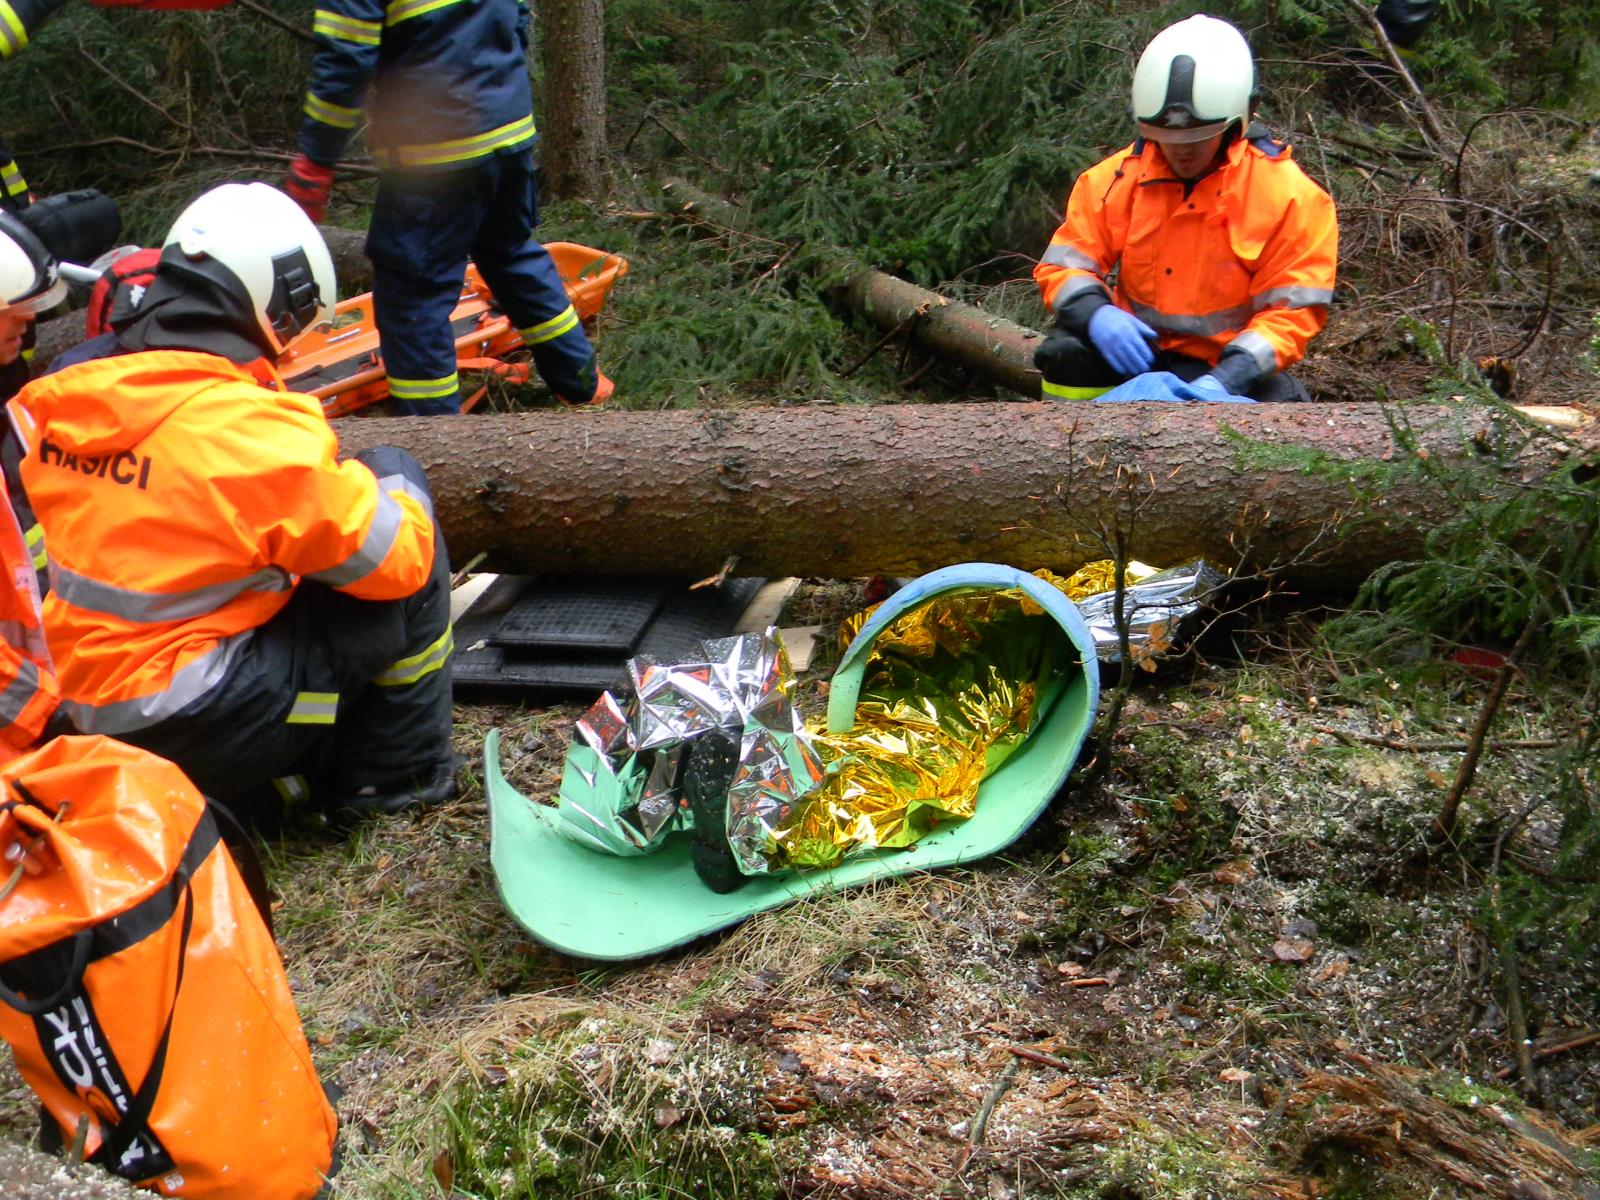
[287,691,339,724]
[1041,380,1110,400]
[305,92,362,130]
[272,774,311,802]
[519,306,579,346]
[373,114,535,169]
[373,626,453,687]
[388,373,459,401]
[313,8,383,43]
[0,2,28,58]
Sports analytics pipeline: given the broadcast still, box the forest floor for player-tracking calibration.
[2,127,1598,1200]
[7,585,1590,1199]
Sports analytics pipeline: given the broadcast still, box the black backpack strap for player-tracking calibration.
[0,809,219,1010]
[206,800,276,939]
[0,930,92,1014]
[89,884,193,1175]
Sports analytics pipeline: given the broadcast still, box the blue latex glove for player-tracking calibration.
[1087,305,1158,376]
[1170,374,1255,403]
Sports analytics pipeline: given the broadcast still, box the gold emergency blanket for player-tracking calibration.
[773,559,1221,869]
[770,588,1064,870]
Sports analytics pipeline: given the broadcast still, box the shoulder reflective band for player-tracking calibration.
[313,7,381,43]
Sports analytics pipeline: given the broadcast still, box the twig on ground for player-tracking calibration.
[957,1057,1019,1172]
[1337,0,1451,154]
[894,355,939,389]
[1315,727,1558,753]
[840,317,914,378]
[1493,1031,1600,1081]
[1487,791,1545,1106]
[747,245,797,292]
[1431,613,1542,844]
[450,551,488,590]
[690,555,739,591]
[1005,1045,1079,1073]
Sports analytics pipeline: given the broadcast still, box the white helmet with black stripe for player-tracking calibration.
[0,211,67,316]
[162,182,335,355]
[1130,14,1255,145]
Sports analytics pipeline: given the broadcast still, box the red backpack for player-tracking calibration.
[83,247,161,340]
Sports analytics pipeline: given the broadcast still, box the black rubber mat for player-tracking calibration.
[491,579,672,653]
[452,576,766,696]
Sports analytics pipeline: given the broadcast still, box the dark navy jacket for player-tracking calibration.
[298,0,536,172]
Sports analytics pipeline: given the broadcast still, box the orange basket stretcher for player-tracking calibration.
[276,242,627,418]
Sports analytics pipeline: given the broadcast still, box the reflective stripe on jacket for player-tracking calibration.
[1034,133,1337,376]
[8,350,435,735]
[0,470,54,761]
[298,0,535,171]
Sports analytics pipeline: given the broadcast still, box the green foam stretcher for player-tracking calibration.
[486,563,1101,961]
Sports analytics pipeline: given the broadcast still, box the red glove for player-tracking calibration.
[285,155,335,224]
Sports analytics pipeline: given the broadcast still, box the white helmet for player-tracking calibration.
[1130,14,1255,144]
[162,182,334,355]
[0,211,67,316]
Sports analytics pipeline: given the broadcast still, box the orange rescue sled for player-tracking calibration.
[276,241,628,417]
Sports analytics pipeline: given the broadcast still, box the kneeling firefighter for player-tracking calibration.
[7,181,456,824]
[1032,14,1337,403]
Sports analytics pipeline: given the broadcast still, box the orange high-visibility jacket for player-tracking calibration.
[8,350,435,736]
[1034,133,1337,379]
[0,470,55,760]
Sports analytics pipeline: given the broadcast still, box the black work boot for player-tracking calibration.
[329,755,459,826]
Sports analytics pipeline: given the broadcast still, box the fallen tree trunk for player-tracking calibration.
[333,402,1593,590]
[31,226,372,369]
[660,178,1046,398]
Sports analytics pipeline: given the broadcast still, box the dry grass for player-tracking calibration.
[266,604,1595,1197]
[1,590,1597,1198]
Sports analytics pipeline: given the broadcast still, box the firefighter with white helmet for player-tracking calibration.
[1034,14,1338,402]
[7,181,457,826]
[0,210,64,385]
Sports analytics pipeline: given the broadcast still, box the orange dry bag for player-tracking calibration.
[0,735,337,1199]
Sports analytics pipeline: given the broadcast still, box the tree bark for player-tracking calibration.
[539,0,610,200]
[660,178,1045,398]
[332,402,1592,590]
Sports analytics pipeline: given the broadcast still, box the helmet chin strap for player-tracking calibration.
[266,248,322,341]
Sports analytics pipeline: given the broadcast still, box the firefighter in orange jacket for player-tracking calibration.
[0,211,61,760]
[0,462,55,764]
[1033,14,1337,403]
[8,182,455,823]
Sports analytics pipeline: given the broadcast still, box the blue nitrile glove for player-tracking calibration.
[1093,371,1192,403]
[1087,305,1158,376]
[1171,373,1258,403]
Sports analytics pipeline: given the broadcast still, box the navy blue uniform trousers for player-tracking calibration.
[367,148,600,414]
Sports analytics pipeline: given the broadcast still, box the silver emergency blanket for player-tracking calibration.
[555,630,825,872]
[1072,559,1227,664]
